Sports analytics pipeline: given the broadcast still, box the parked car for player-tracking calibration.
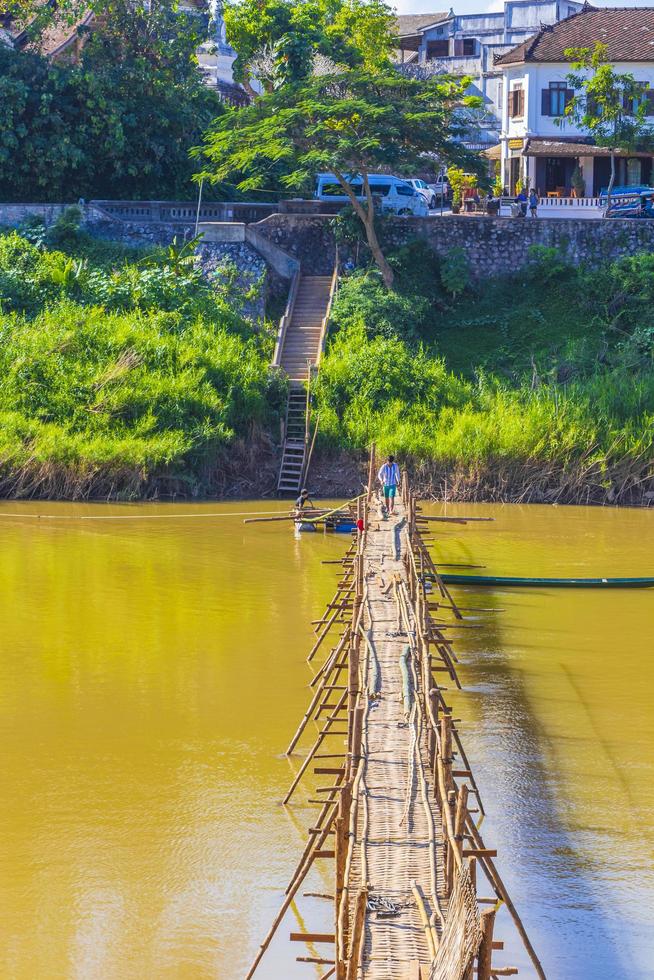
[314,173,428,216]
[406,178,437,209]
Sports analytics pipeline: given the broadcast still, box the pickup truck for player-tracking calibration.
[427,175,450,201]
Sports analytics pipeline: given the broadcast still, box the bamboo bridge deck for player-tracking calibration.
[246,455,546,980]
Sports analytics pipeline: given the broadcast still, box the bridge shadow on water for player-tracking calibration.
[442,585,633,980]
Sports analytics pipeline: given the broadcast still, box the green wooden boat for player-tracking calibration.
[437,574,654,589]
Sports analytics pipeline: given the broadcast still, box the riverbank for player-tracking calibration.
[0,222,652,504]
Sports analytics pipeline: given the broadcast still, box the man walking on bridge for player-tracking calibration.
[377,455,401,515]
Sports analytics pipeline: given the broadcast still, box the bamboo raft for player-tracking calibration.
[246,452,545,980]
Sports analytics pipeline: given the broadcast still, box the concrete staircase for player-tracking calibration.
[279,275,332,382]
[275,272,336,495]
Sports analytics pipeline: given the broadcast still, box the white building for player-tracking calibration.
[495,5,654,195]
[396,1,583,146]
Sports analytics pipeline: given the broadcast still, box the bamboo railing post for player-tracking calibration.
[367,444,376,505]
[335,782,352,931]
[446,789,456,896]
[346,888,368,980]
[454,784,469,862]
[428,689,439,769]
[347,705,363,781]
[477,908,496,980]
[440,715,453,795]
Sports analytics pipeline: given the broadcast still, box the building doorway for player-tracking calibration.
[508,157,521,194]
[544,157,574,194]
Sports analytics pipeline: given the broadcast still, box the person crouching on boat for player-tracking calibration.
[378,456,400,515]
[294,488,314,513]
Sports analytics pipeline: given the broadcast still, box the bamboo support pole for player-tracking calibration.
[308,609,341,662]
[246,803,339,979]
[287,639,349,755]
[345,888,368,980]
[310,629,351,688]
[477,908,496,980]
[286,787,341,898]
[284,689,348,804]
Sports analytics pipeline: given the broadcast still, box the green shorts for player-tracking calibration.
[383,485,397,498]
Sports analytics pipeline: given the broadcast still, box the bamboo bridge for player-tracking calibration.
[246,454,546,980]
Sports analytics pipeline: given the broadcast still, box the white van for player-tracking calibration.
[315,173,428,216]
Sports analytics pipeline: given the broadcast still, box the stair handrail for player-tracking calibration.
[315,247,339,370]
[272,268,301,369]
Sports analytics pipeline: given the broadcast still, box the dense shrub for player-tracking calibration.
[0,2,223,201]
[0,230,284,496]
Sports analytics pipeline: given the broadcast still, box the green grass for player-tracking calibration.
[1,220,652,503]
[316,244,654,503]
[0,223,285,498]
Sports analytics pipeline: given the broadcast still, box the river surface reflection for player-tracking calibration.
[0,500,651,978]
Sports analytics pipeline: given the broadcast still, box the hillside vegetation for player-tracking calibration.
[0,218,283,498]
[314,242,654,504]
[0,223,652,503]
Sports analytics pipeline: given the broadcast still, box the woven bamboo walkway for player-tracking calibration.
[245,455,546,980]
[351,497,448,976]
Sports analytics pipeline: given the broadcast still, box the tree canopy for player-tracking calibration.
[195,68,480,285]
[560,42,654,202]
[223,0,395,93]
[0,0,222,201]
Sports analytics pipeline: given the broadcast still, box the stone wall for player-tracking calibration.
[86,214,198,247]
[0,203,68,226]
[196,242,269,322]
[252,213,337,275]
[245,213,654,278]
[381,214,654,277]
[6,201,654,282]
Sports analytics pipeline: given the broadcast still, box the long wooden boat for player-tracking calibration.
[438,573,654,589]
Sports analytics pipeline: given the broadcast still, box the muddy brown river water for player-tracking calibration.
[0,500,652,979]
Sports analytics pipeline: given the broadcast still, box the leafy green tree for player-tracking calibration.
[559,42,654,206]
[224,0,394,94]
[0,0,222,200]
[196,68,479,287]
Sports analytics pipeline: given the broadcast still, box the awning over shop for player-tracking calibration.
[482,144,501,160]
[523,138,653,158]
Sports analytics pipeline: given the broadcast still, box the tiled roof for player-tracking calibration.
[7,0,93,57]
[35,12,94,57]
[495,6,654,66]
[524,137,653,157]
[396,12,449,39]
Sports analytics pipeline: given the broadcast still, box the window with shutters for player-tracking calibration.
[542,81,573,117]
[625,83,653,116]
[462,38,475,56]
[509,86,524,119]
[427,39,449,59]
